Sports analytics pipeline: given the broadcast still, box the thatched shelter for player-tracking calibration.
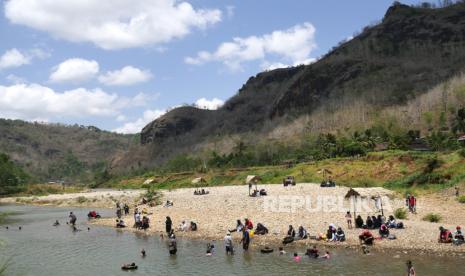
[191,177,207,185]
[246,175,261,184]
[143,178,155,185]
[246,175,261,196]
[345,187,394,217]
[344,187,393,199]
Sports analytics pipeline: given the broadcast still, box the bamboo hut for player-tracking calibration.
[246,175,261,196]
[345,187,394,217]
[192,177,209,195]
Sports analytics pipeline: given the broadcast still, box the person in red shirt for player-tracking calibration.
[409,196,416,213]
[359,226,374,245]
[438,226,452,243]
[245,218,253,230]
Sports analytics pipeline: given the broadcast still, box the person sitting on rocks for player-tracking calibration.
[229,219,244,233]
[336,227,346,242]
[287,225,296,238]
[359,226,374,245]
[387,215,397,228]
[116,219,126,228]
[366,216,374,229]
[297,225,308,239]
[438,226,453,243]
[453,226,464,245]
[355,215,364,228]
[379,224,389,238]
[179,220,189,231]
[190,221,198,231]
[163,200,174,207]
[373,215,381,229]
[326,225,336,242]
[255,223,269,235]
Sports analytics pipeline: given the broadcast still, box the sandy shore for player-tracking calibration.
[0,189,144,208]
[85,184,465,255]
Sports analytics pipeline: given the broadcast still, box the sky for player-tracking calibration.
[0,0,420,134]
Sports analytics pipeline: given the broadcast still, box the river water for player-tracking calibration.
[0,204,462,275]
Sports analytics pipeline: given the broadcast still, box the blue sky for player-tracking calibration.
[0,0,419,133]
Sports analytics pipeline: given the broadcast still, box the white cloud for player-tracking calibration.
[0,48,51,70]
[195,97,224,110]
[185,22,317,71]
[5,0,222,50]
[113,109,166,134]
[99,66,152,86]
[116,114,127,122]
[0,83,143,121]
[49,58,99,83]
[0,48,30,69]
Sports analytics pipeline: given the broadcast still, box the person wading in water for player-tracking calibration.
[406,260,416,276]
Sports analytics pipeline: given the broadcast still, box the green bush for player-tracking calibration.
[457,195,465,204]
[422,213,441,223]
[145,188,163,206]
[76,196,87,203]
[394,208,407,219]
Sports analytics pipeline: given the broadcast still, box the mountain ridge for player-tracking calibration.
[128,2,465,171]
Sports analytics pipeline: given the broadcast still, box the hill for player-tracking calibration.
[111,2,465,172]
[0,119,136,182]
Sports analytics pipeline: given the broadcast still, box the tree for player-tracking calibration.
[452,108,465,134]
[0,153,29,195]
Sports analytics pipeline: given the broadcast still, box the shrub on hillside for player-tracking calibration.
[394,208,407,219]
[422,213,441,223]
[457,195,465,204]
[76,196,87,204]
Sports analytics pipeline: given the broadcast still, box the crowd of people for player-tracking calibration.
[47,186,462,275]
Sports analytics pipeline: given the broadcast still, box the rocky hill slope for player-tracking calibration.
[121,2,465,171]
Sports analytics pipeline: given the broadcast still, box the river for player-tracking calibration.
[0,204,462,275]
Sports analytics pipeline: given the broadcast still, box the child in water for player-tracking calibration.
[141,249,146,257]
[293,253,301,262]
[321,251,330,259]
[206,243,215,256]
[279,247,286,255]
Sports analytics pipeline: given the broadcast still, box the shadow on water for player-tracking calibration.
[0,204,463,275]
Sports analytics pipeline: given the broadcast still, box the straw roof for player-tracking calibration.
[191,177,207,184]
[143,178,155,185]
[344,187,394,199]
[246,175,261,184]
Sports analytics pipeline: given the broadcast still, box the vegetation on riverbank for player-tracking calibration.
[101,149,465,196]
[0,153,30,196]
